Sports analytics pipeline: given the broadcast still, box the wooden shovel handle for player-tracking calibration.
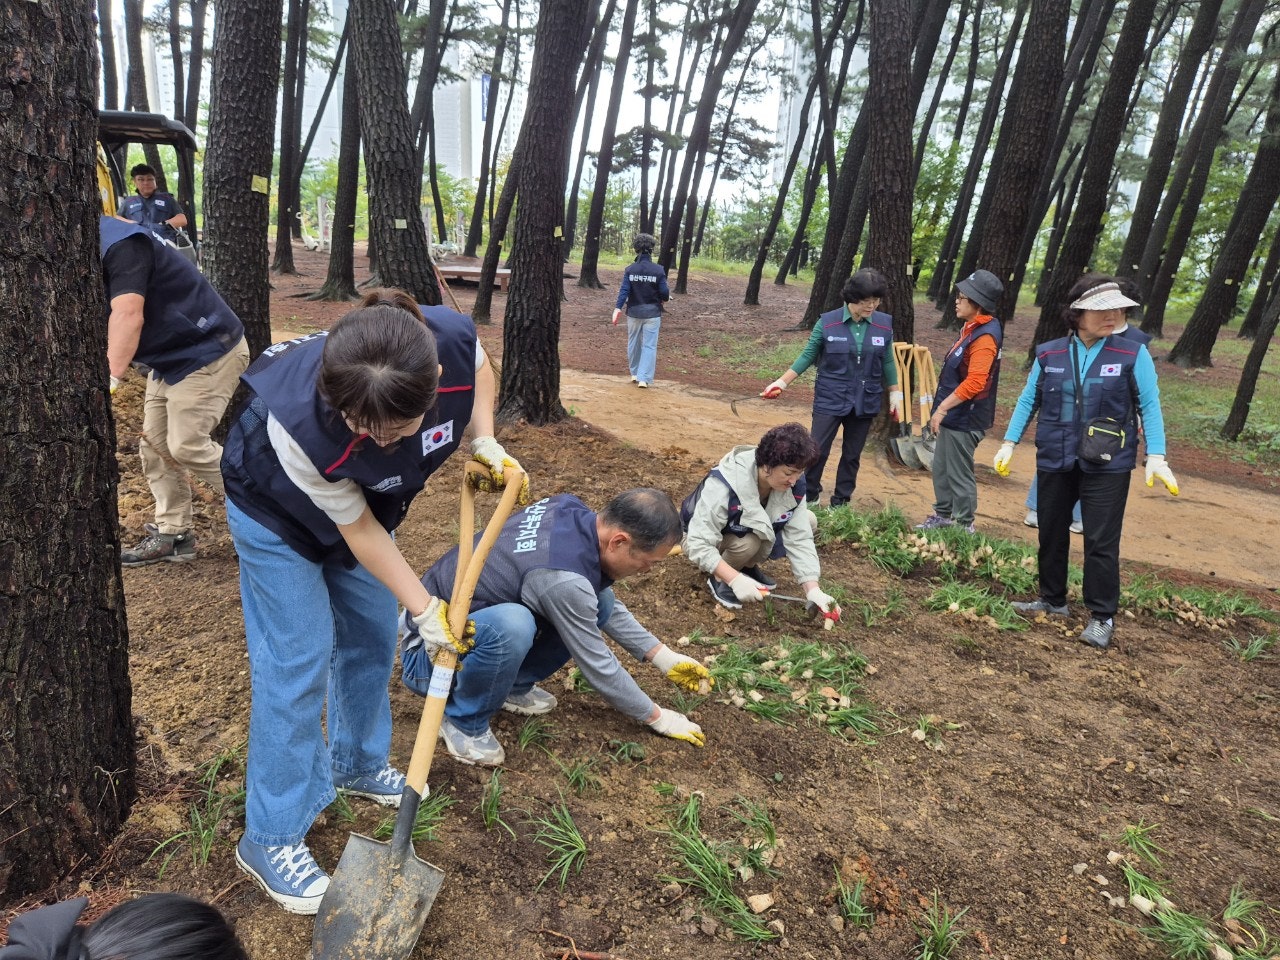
[404,461,527,793]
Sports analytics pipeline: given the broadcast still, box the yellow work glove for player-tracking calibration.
[648,707,706,747]
[410,597,476,656]
[650,645,714,693]
[1144,454,1179,496]
[468,436,530,504]
[993,440,1015,477]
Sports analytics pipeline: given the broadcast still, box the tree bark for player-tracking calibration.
[309,54,362,302]
[464,0,515,258]
[204,0,284,360]
[579,0,641,288]
[350,0,441,305]
[914,0,970,178]
[866,0,917,342]
[1168,68,1280,369]
[1031,0,1158,350]
[971,0,1069,327]
[99,0,119,109]
[1238,225,1280,339]
[184,0,209,132]
[1221,283,1280,441]
[563,0,616,254]
[498,0,599,425]
[0,0,134,899]
[122,0,166,188]
[273,0,308,275]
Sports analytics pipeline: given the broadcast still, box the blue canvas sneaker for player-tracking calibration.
[333,765,407,807]
[235,836,330,914]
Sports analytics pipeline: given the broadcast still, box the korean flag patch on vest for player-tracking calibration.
[421,420,454,456]
[871,336,885,346]
[1100,364,1122,377]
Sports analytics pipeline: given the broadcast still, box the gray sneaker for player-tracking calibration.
[1080,618,1114,649]
[502,685,558,716]
[439,717,505,766]
[1024,510,1038,528]
[120,529,196,567]
[1012,598,1070,617]
[1069,519,1084,535]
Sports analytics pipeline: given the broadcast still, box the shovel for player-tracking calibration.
[888,342,922,468]
[913,346,937,472]
[312,461,526,960]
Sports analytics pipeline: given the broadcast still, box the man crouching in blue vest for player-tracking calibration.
[400,489,712,766]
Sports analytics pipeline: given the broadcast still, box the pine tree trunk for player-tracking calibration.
[1168,69,1280,368]
[123,0,167,188]
[99,0,119,109]
[866,0,917,342]
[498,0,599,425]
[579,0,641,288]
[204,0,284,359]
[351,0,441,306]
[563,0,616,255]
[0,0,135,899]
[184,0,209,131]
[1238,227,1280,339]
[1031,0,1158,349]
[310,56,361,302]
[273,0,306,275]
[914,0,970,177]
[168,0,185,122]
[972,0,1069,326]
[1221,289,1280,440]
[465,0,515,258]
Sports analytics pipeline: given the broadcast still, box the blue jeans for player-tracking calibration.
[1026,475,1082,525]
[402,589,616,735]
[228,500,398,847]
[627,315,661,383]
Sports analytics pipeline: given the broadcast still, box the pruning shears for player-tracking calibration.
[760,591,840,629]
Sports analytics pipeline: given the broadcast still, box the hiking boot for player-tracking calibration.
[1081,618,1114,649]
[502,685,558,716]
[120,529,196,567]
[914,514,954,531]
[707,577,742,610]
[1012,598,1070,617]
[1069,519,1084,535]
[235,836,329,915]
[1024,510,1038,528]
[333,765,406,807]
[439,718,505,766]
[740,565,777,589]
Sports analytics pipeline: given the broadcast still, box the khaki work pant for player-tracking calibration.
[703,512,820,573]
[141,337,249,533]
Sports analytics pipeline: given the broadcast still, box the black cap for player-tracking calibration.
[956,269,1003,313]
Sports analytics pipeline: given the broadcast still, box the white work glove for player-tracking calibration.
[109,375,120,394]
[611,308,622,325]
[648,707,706,747]
[760,378,788,399]
[805,587,841,629]
[728,572,769,603]
[469,436,530,504]
[651,645,715,693]
[1144,454,1179,496]
[889,389,904,421]
[410,597,476,657]
[993,440,1015,477]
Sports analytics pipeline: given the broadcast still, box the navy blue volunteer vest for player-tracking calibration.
[119,192,182,242]
[100,217,242,384]
[934,316,1002,431]
[680,468,806,560]
[221,308,477,564]
[621,254,667,319]
[1032,335,1142,473]
[812,308,894,418]
[421,495,610,612]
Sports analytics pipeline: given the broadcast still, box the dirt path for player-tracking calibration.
[560,369,1280,592]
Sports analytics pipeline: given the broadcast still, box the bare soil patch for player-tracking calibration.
[6,243,1278,960]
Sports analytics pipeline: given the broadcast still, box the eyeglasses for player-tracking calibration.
[955,294,972,304]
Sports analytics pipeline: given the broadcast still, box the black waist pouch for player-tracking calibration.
[1078,417,1127,464]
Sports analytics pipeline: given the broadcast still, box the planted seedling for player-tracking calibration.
[516,715,556,752]
[566,666,594,693]
[609,739,646,762]
[554,755,603,796]
[1223,633,1276,662]
[1117,819,1165,868]
[373,789,455,843]
[913,891,968,960]
[148,744,246,877]
[478,768,516,838]
[835,870,875,929]
[530,799,588,890]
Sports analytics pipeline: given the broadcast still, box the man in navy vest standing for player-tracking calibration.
[100,215,249,566]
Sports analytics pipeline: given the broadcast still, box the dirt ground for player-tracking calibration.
[5,244,1279,960]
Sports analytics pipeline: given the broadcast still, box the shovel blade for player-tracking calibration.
[891,427,923,469]
[914,429,935,471]
[311,831,445,960]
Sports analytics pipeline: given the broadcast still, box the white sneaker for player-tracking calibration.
[1069,519,1084,535]
[1024,510,1038,528]
[439,717,505,766]
[502,685,558,715]
[637,381,648,389]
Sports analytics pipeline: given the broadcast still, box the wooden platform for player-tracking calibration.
[435,262,511,291]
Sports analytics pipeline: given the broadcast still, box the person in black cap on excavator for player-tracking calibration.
[611,232,669,388]
[916,268,1004,535]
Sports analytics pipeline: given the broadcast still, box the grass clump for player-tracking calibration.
[477,769,516,838]
[530,799,588,890]
[835,869,875,929]
[1117,819,1165,868]
[516,716,556,752]
[925,581,1026,631]
[373,790,456,843]
[913,890,968,960]
[1223,633,1276,662]
[149,744,246,877]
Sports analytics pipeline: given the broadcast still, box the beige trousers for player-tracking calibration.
[705,513,819,572]
[140,337,249,533]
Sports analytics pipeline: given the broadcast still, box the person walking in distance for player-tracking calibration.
[612,232,670,388]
